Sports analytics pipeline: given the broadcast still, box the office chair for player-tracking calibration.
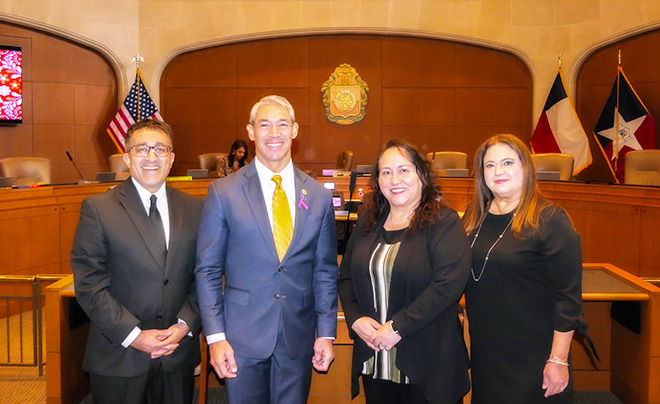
[624,150,660,186]
[109,153,130,181]
[427,151,468,176]
[0,157,51,185]
[336,150,354,171]
[198,153,225,171]
[531,153,574,181]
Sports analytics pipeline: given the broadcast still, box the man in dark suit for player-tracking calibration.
[71,119,202,404]
[195,95,338,404]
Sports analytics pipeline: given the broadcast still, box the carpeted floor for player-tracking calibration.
[573,390,623,403]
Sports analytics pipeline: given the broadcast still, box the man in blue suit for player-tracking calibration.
[195,95,338,404]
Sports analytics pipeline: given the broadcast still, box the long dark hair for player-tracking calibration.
[365,139,444,233]
[228,139,248,168]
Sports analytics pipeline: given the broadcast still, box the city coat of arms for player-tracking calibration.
[321,63,369,125]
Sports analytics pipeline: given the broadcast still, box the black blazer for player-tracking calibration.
[338,205,471,404]
[71,179,202,376]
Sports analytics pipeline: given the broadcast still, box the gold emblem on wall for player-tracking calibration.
[321,64,369,125]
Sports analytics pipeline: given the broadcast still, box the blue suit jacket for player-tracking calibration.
[195,161,338,359]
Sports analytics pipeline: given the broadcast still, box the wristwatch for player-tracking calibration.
[390,320,399,334]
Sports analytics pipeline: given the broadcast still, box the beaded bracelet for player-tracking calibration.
[546,354,569,366]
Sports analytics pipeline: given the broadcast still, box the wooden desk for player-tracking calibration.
[3,178,660,279]
[45,274,87,404]
[45,263,660,404]
[577,263,660,404]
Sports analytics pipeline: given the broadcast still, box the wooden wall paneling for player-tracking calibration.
[27,205,61,270]
[418,126,456,157]
[454,88,492,126]
[161,35,533,177]
[0,123,34,157]
[169,125,203,175]
[46,277,90,404]
[381,88,418,126]
[454,44,531,88]
[32,82,75,125]
[555,199,641,275]
[199,88,239,126]
[236,38,310,88]
[59,203,81,273]
[418,88,455,126]
[0,203,59,275]
[34,124,75,165]
[572,302,611,390]
[161,45,238,89]
[381,37,455,88]
[0,21,117,183]
[307,36,383,168]
[639,206,660,277]
[611,311,650,404]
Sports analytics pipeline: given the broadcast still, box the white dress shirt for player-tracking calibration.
[122,179,189,347]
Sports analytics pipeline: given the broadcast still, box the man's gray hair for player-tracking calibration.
[249,95,296,125]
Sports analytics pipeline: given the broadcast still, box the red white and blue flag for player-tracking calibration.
[107,69,163,152]
[594,67,656,183]
[531,70,592,175]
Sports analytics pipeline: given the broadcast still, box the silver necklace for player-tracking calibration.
[470,214,514,282]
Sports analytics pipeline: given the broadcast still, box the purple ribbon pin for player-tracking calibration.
[298,191,309,210]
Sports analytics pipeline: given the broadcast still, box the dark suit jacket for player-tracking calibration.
[71,179,202,377]
[195,161,338,360]
[338,205,471,404]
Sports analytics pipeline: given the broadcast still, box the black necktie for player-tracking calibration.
[149,195,168,258]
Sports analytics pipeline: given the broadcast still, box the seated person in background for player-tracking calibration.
[217,139,248,177]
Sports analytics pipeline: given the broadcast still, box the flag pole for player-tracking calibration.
[132,54,144,120]
[558,54,562,70]
[614,50,621,175]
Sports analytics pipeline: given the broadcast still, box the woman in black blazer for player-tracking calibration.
[338,139,471,404]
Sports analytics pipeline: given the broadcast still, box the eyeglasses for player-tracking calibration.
[129,145,173,157]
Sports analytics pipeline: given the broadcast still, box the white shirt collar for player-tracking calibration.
[131,178,168,213]
[254,157,294,183]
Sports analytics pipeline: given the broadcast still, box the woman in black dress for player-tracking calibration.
[462,134,587,403]
[338,140,471,404]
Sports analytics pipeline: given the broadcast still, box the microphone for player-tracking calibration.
[66,151,87,184]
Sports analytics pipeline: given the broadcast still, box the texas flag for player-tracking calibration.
[531,70,592,175]
[594,67,656,183]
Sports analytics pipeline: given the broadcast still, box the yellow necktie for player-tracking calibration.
[272,175,293,261]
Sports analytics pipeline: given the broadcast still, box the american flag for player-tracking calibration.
[107,69,163,152]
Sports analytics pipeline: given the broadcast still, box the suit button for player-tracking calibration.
[277,267,284,272]
[274,293,280,299]
[156,315,163,320]
[163,279,170,285]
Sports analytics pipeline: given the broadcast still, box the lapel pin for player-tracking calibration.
[298,189,309,210]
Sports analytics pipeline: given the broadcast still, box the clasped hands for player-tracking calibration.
[130,322,189,359]
[351,316,401,351]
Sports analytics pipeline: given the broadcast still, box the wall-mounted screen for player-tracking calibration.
[0,45,22,124]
